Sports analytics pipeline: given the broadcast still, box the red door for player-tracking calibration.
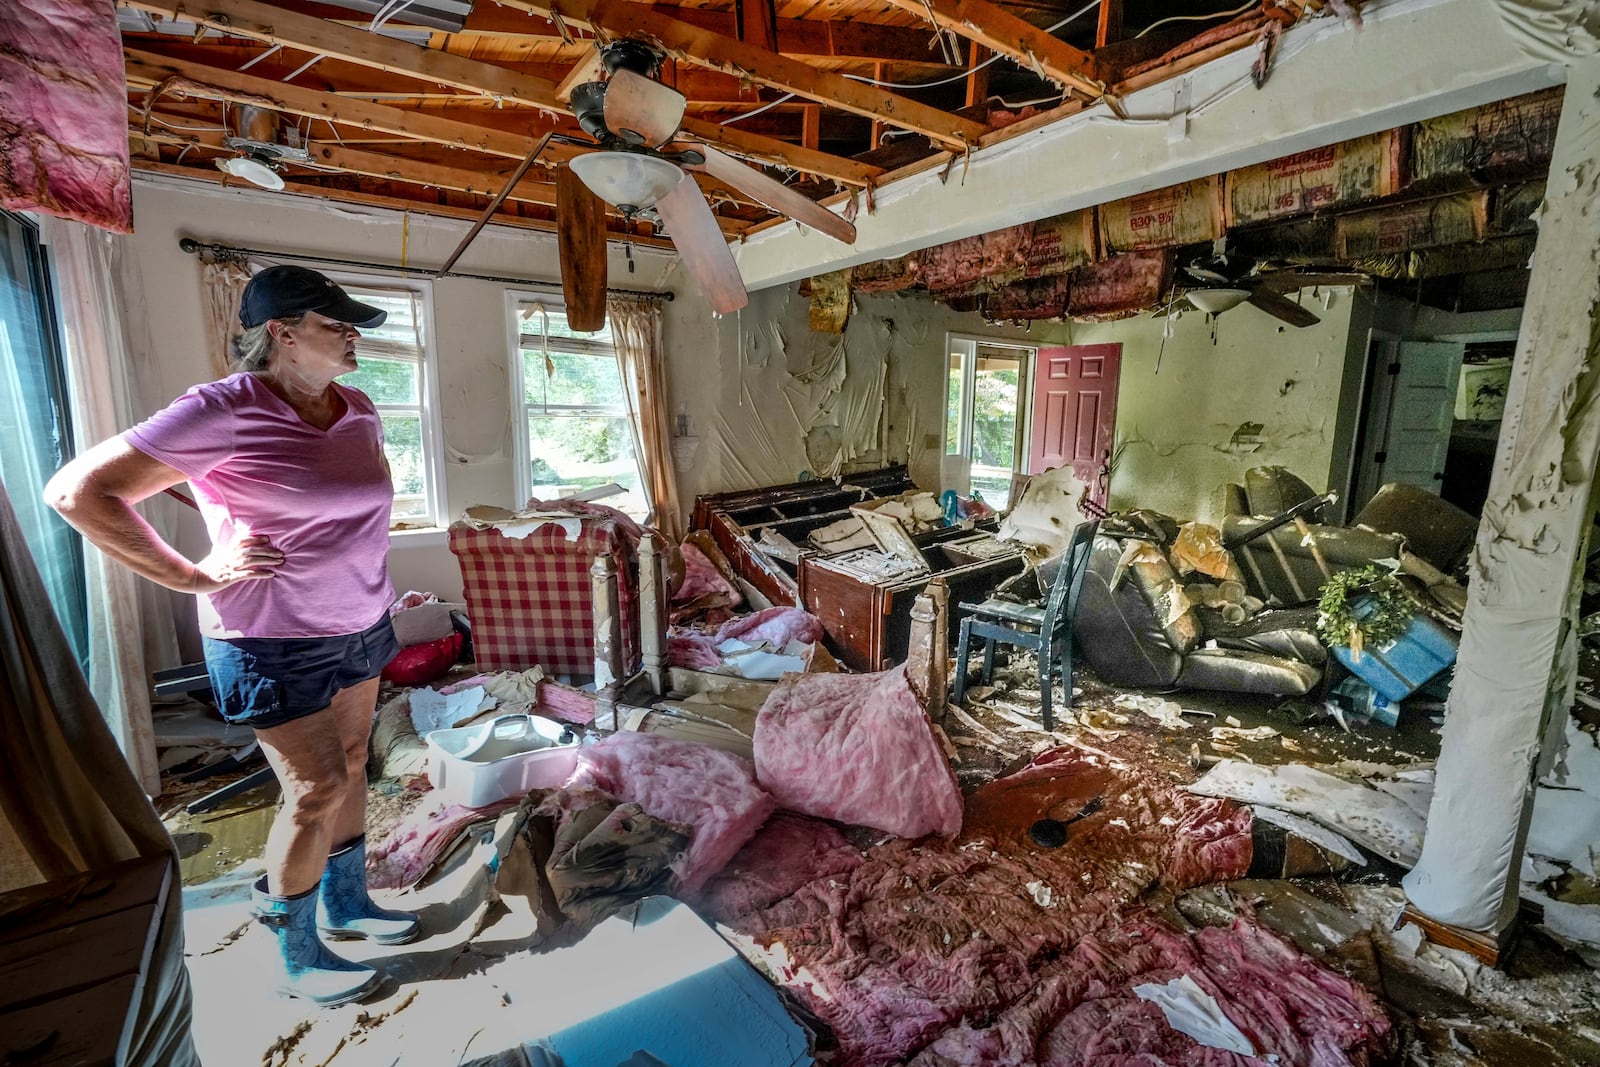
[1029,344,1122,506]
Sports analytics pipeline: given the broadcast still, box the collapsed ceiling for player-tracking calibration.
[120,2,1355,242]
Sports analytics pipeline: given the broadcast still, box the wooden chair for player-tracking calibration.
[951,520,1100,731]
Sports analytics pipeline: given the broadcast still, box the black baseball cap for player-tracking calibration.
[239,265,387,329]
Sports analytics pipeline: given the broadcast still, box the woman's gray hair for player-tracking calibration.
[230,314,304,373]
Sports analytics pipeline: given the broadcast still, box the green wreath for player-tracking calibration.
[1317,564,1413,657]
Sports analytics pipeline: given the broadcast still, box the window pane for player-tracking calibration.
[970,355,1022,511]
[518,303,612,344]
[522,349,624,408]
[945,349,964,455]
[345,355,418,404]
[380,413,428,520]
[526,415,647,518]
[348,290,420,347]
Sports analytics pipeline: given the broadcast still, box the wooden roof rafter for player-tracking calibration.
[122,48,766,211]
[121,0,882,186]
[504,0,991,150]
[875,0,1106,100]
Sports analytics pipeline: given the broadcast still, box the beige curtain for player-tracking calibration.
[199,250,252,379]
[46,219,183,795]
[608,295,683,541]
[0,482,198,1064]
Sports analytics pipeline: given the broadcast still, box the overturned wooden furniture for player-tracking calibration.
[691,466,918,606]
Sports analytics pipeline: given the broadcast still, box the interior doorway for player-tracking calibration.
[1350,334,1516,518]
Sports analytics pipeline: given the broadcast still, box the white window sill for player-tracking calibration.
[389,526,449,548]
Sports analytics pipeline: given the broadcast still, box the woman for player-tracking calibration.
[46,264,417,1008]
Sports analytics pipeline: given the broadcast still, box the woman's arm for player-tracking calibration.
[44,438,283,594]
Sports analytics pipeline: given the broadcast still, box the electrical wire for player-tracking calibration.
[147,115,230,133]
[1135,0,1258,39]
[842,0,1104,90]
[721,92,797,126]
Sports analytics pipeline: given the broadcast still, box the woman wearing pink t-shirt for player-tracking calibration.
[46,265,416,1007]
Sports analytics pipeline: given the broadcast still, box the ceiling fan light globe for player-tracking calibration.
[216,155,285,191]
[1187,288,1251,315]
[570,152,681,212]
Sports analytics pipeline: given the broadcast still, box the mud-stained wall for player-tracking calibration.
[682,286,1075,506]
[1065,289,1367,523]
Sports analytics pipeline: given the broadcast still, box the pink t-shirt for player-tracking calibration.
[123,373,395,639]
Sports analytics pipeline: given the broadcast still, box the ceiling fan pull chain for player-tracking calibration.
[625,240,635,275]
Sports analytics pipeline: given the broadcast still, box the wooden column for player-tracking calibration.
[965,43,990,120]
[590,553,623,729]
[1404,60,1600,938]
[638,536,667,694]
[1096,0,1123,48]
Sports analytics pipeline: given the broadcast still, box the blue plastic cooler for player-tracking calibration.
[1330,598,1459,702]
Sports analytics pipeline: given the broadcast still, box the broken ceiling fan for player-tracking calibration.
[441,39,858,329]
[1178,241,1365,329]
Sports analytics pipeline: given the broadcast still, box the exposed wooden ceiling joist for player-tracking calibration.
[130,156,676,248]
[875,0,1105,99]
[508,0,990,149]
[267,1,956,70]
[123,0,881,186]
[123,49,765,210]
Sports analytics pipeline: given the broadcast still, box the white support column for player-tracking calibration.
[590,553,623,730]
[637,535,667,694]
[1404,57,1600,933]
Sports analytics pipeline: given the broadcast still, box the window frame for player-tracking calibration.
[321,270,448,531]
[942,333,1037,506]
[506,291,644,512]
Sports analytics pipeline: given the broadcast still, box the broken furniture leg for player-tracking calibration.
[905,578,950,724]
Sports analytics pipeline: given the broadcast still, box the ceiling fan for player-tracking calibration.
[442,39,857,330]
[1179,240,1365,328]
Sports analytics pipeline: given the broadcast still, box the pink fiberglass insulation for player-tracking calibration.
[713,748,1391,1065]
[667,631,724,670]
[717,605,823,647]
[367,792,520,889]
[674,541,741,605]
[692,812,864,922]
[0,0,131,231]
[569,732,776,893]
[754,665,962,839]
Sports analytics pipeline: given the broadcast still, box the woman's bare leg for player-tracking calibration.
[327,677,382,847]
[255,709,351,896]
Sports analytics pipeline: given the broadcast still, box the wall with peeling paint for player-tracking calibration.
[1061,288,1367,523]
[680,285,1076,508]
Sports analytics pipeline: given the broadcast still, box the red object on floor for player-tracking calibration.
[449,515,642,676]
[381,630,462,687]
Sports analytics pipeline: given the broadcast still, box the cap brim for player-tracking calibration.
[320,293,387,329]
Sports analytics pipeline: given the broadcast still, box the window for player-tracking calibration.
[0,211,88,664]
[509,297,647,519]
[943,336,1034,511]
[335,280,447,529]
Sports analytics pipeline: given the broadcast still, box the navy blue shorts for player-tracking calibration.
[203,615,400,730]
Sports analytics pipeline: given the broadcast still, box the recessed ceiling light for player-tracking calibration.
[215,156,285,191]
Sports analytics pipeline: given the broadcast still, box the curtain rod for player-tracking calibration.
[176,238,674,302]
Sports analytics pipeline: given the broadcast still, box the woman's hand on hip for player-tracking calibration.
[190,534,284,593]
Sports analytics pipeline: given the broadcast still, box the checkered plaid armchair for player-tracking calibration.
[449,501,659,678]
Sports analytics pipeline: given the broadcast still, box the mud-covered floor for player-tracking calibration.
[158,659,1600,1066]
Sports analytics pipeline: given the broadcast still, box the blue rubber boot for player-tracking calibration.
[252,876,380,1007]
[317,835,421,945]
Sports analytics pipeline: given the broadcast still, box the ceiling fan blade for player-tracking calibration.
[1259,270,1374,293]
[604,69,686,148]
[653,172,748,315]
[691,144,856,245]
[557,166,608,333]
[1246,286,1321,328]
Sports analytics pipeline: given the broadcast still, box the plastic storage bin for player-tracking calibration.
[425,714,581,808]
[1331,600,1458,703]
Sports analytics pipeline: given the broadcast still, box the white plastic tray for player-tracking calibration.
[424,713,580,808]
